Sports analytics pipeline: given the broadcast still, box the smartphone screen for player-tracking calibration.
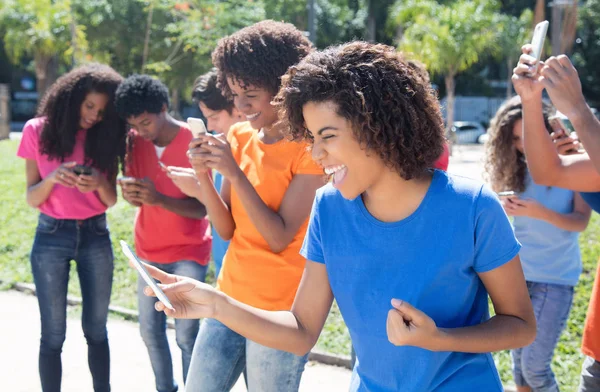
[120,240,174,310]
[73,165,92,176]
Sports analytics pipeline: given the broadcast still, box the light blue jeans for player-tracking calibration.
[137,260,207,392]
[511,281,574,392]
[185,318,308,392]
[31,213,113,392]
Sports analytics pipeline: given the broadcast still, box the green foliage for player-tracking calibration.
[0,0,87,65]
[572,0,600,106]
[313,0,367,47]
[494,9,534,64]
[395,0,499,77]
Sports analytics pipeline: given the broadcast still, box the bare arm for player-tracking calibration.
[95,173,118,208]
[25,159,56,208]
[215,261,334,355]
[143,260,334,356]
[538,55,600,171]
[532,192,591,232]
[387,256,536,352]
[229,173,325,253]
[435,257,536,352]
[124,179,207,219]
[522,97,600,191]
[513,46,600,192]
[25,159,78,208]
[195,171,236,240]
[569,108,600,171]
[189,134,325,251]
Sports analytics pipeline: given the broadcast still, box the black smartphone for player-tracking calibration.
[73,164,92,176]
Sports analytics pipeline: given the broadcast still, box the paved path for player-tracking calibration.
[448,144,486,182]
[1,290,352,391]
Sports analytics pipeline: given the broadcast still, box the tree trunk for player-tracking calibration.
[445,74,456,155]
[170,87,181,119]
[506,56,513,99]
[534,0,545,25]
[34,52,58,99]
[141,1,154,72]
[367,0,376,42]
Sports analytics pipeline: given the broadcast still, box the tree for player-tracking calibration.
[77,0,263,115]
[393,0,499,137]
[262,0,366,48]
[0,0,87,96]
[572,0,600,106]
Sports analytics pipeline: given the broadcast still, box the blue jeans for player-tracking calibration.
[185,318,308,392]
[512,281,574,392]
[138,260,207,392]
[30,213,114,392]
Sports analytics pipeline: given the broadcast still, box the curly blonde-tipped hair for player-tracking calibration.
[484,95,555,193]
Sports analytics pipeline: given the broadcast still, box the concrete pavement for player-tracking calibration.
[1,290,352,391]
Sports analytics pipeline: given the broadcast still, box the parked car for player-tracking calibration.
[451,121,487,144]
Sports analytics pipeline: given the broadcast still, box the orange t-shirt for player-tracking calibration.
[128,125,211,265]
[582,260,600,361]
[216,122,323,311]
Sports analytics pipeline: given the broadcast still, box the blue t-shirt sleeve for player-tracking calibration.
[300,194,325,264]
[473,184,521,273]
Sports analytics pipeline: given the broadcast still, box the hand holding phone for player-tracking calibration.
[73,164,92,176]
[120,240,174,310]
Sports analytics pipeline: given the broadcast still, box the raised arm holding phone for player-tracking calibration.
[513,45,600,192]
[513,33,600,392]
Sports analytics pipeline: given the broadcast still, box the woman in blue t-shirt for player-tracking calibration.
[485,96,591,392]
[132,42,536,392]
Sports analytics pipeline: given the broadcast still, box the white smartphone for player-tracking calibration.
[119,240,174,310]
[187,117,207,138]
[529,20,549,75]
[497,191,516,198]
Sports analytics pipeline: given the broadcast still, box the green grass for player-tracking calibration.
[2,137,598,389]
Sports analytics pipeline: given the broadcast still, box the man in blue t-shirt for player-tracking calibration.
[191,69,244,277]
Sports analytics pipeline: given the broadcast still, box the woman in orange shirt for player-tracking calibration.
[184,20,325,391]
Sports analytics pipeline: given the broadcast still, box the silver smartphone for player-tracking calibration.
[119,240,174,310]
[529,21,549,75]
[187,117,207,138]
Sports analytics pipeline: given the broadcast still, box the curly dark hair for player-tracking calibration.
[484,95,555,193]
[36,63,126,176]
[274,42,445,180]
[211,20,313,98]
[114,74,170,119]
[191,68,234,113]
